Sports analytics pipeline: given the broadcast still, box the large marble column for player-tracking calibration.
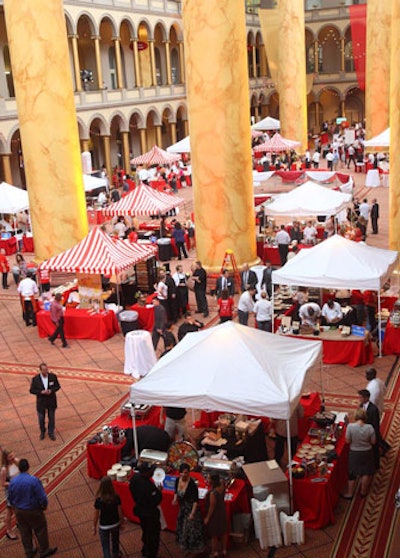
[389,0,400,251]
[182,0,257,270]
[4,0,88,261]
[366,0,391,138]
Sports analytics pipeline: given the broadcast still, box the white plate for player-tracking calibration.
[152,467,166,484]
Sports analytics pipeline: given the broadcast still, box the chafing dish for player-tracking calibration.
[139,449,168,467]
[202,458,237,480]
[121,400,152,419]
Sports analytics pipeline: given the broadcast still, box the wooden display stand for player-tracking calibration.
[135,256,157,294]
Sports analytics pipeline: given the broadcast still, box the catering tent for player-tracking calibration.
[166,136,191,154]
[254,133,300,153]
[0,181,30,213]
[130,145,180,166]
[131,321,321,419]
[38,226,156,275]
[83,174,108,192]
[102,184,184,217]
[264,181,351,217]
[253,116,281,131]
[363,127,390,148]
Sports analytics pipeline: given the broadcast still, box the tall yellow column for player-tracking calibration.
[366,0,391,138]
[170,122,177,145]
[4,0,87,261]
[132,39,142,87]
[149,40,157,86]
[178,41,185,83]
[93,36,104,89]
[101,135,112,179]
[182,0,257,269]
[389,0,400,251]
[277,0,308,152]
[139,129,147,153]
[69,34,82,92]
[121,131,131,172]
[164,41,172,85]
[113,37,124,89]
[1,153,12,184]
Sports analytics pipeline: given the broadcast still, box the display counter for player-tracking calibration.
[291,427,349,529]
[283,330,374,367]
[87,406,162,479]
[37,308,120,341]
[262,243,312,265]
[113,471,250,532]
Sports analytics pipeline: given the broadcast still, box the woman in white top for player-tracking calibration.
[1,449,20,539]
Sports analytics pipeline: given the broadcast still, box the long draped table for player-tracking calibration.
[37,308,120,341]
[113,472,250,532]
[292,427,349,529]
[87,406,162,479]
[382,320,400,355]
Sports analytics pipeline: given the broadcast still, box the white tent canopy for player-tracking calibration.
[253,116,281,131]
[83,174,108,192]
[166,135,191,154]
[272,234,398,291]
[264,181,351,217]
[363,128,390,148]
[130,321,321,420]
[0,181,30,213]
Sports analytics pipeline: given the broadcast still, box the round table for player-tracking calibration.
[124,329,156,378]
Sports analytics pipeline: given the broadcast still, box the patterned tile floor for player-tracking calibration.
[0,168,398,557]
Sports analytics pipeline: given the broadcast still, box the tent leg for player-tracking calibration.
[131,407,139,462]
[319,354,325,411]
[286,419,293,514]
[271,287,275,333]
[378,291,382,358]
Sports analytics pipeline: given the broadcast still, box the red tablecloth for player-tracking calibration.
[37,308,120,341]
[110,406,162,430]
[139,222,161,232]
[0,236,17,255]
[382,320,400,355]
[292,427,349,529]
[381,296,398,311]
[289,333,373,367]
[22,236,34,252]
[113,472,250,532]
[262,244,311,265]
[130,303,154,332]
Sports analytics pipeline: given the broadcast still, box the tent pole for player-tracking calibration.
[319,354,325,411]
[271,284,275,333]
[131,406,139,463]
[378,290,382,358]
[286,419,293,514]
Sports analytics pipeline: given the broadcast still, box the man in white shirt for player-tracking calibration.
[303,221,317,245]
[237,287,255,326]
[138,166,149,184]
[275,225,291,266]
[365,368,386,417]
[312,151,320,169]
[299,302,321,327]
[359,198,370,221]
[253,291,272,332]
[17,272,39,326]
[321,299,343,325]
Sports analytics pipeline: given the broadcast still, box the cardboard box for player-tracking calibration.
[243,460,290,513]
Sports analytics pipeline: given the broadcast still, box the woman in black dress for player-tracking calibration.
[204,474,228,558]
[173,463,205,554]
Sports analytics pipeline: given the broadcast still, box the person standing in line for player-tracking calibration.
[261,260,273,299]
[1,448,19,540]
[172,221,188,260]
[204,474,228,558]
[192,261,209,317]
[173,264,189,318]
[359,198,370,230]
[165,270,178,323]
[48,293,69,348]
[0,248,9,289]
[216,269,234,299]
[8,458,57,557]
[237,287,255,326]
[129,463,162,558]
[151,297,167,351]
[254,291,272,332]
[358,389,381,470]
[17,271,39,327]
[93,476,124,558]
[370,198,379,234]
[365,368,391,456]
[30,363,61,441]
[240,263,257,292]
[275,225,291,266]
[217,288,234,323]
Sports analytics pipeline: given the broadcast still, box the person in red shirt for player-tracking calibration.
[0,248,10,289]
[217,289,234,323]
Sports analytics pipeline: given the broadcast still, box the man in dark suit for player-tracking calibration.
[240,263,258,292]
[359,389,381,469]
[30,363,61,441]
[370,198,379,234]
[261,260,273,298]
[216,269,234,298]
[151,298,167,351]
[192,260,208,317]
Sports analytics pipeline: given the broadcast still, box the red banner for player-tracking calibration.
[349,4,366,91]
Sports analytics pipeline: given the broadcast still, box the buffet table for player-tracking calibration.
[113,472,250,532]
[87,406,163,479]
[382,320,400,355]
[37,308,120,341]
[0,236,17,255]
[292,428,349,529]
[262,244,311,265]
[284,330,374,367]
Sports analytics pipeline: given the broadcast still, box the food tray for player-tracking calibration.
[308,428,325,437]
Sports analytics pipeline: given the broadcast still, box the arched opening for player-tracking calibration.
[77,15,97,89]
[120,20,136,89]
[10,130,25,188]
[176,106,187,140]
[145,111,158,149]
[100,18,119,90]
[344,28,354,73]
[161,108,173,148]
[89,118,107,170]
[3,45,14,97]
[318,26,341,74]
[345,87,365,125]
[129,113,143,157]
[319,88,341,125]
[154,24,167,85]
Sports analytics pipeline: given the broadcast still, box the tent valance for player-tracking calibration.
[130,145,180,166]
[363,128,390,148]
[166,136,191,154]
[0,181,30,213]
[102,184,184,217]
[252,116,281,131]
[130,321,321,420]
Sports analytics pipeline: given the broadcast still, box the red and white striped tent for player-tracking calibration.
[253,133,301,153]
[38,226,156,275]
[102,184,184,217]
[130,145,181,166]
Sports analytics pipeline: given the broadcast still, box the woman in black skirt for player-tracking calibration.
[342,408,376,499]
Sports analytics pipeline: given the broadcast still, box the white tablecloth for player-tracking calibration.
[365,169,380,187]
[124,330,156,378]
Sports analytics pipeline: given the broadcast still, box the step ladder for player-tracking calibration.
[221,249,241,294]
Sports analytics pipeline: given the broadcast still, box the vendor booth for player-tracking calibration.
[272,235,399,360]
[0,181,31,254]
[102,184,185,218]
